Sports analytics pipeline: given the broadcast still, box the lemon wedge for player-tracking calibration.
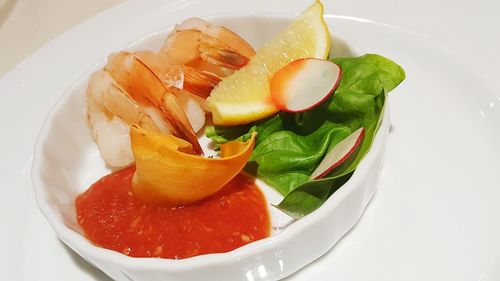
[207,1,330,125]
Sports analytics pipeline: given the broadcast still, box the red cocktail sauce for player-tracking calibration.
[76,166,270,259]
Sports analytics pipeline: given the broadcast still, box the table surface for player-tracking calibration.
[0,0,123,76]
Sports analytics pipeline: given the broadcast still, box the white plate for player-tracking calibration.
[1,0,500,280]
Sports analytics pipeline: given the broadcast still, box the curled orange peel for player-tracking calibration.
[130,125,256,206]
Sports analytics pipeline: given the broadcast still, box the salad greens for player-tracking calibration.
[206,54,405,218]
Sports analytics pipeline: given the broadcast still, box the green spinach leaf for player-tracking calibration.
[206,54,405,218]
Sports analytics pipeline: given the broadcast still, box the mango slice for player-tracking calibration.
[130,125,256,206]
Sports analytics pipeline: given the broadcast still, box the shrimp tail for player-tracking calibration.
[181,65,221,98]
[161,92,204,154]
[104,84,161,133]
[199,37,251,69]
[163,17,256,73]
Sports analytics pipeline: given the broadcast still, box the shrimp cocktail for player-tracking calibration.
[76,1,405,260]
[80,16,269,258]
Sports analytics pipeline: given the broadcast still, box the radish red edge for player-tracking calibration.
[310,127,365,180]
[270,58,342,113]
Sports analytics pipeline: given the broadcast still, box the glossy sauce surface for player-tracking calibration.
[76,166,270,259]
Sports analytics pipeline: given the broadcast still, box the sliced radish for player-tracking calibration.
[270,58,342,112]
[310,127,365,180]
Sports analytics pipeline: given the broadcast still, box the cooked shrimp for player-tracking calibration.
[133,52,207,129]
[87,70,166,167]
[134,51,220,99]
[136,17,256,100]
[105,51,203,154]
[88,18,255,163]
[93,117,133,167]
[160,18,255,72]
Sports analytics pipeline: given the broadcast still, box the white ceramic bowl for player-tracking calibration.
[32,14,389,281]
